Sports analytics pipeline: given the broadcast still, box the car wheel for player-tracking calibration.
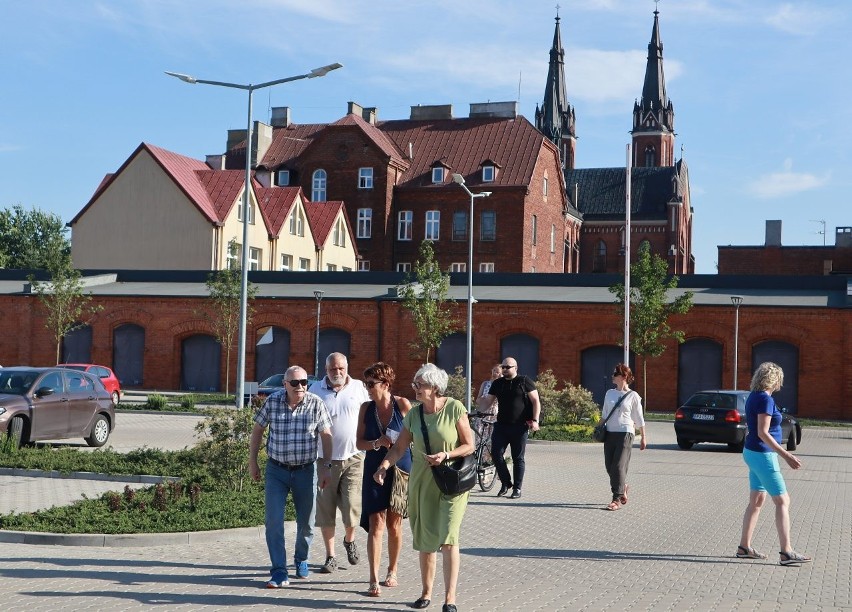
[728,441,745,452]
[85,414,110,447]
[786,430,797,451]
[7,416,27,448]
[676,438,693,450]
[111,390,120,406]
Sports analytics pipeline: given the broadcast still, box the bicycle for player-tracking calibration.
[469,412,498,492]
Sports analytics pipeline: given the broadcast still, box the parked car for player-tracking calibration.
[58,363,122,406]
[0,366,116,447]
[243,373,321,406]
[674,390,801,452]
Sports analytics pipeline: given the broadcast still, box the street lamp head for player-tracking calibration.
[314,290,324,301]
[309,63,343,78]
[730,295,744,307]
[451,173,466,185]
[480,192,492,198]
[164,71,197,84]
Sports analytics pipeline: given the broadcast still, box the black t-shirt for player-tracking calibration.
[489,375,536,424]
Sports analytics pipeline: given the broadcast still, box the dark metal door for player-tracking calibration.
[678,338,723,405]
[752,341,799,413]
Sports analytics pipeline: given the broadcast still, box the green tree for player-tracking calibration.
[398,240,459,363]
[0,205,71,270]
[202,240,257,396]
[609,242,694,403]
[30,262,103,364]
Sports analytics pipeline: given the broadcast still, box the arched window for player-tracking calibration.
[593,240,607,273]
[317,328,351,376]
[677,338,723,405]
[644,145,656,167]
[255,326,290,382]
[580,345,635,405]
[436,332,467,376]
[312,169,327,201]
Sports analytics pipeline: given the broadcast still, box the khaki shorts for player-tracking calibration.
[315,454,364,528]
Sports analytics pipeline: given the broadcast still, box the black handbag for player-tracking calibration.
[418,404,476,496]
[593,392,634,442]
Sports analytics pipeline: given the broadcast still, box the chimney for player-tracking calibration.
[836,226,852,248]
[362,106,377,125]
[227,129,247,154]
[765,220,782,247]
[469,101,518,119]
[271,107,291,127]
[206,154,225,170]
[410,104,453,120]
[347,101,364,117]
[253,121,273,167]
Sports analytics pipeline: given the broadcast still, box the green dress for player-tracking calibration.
[403,397,470,552]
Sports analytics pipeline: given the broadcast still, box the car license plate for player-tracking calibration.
[693,414,714,421]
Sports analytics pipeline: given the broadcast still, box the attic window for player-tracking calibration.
[276,170,290,186]
[432,167,445,183]
[482,165,495,182]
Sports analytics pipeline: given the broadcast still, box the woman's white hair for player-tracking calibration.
[414,363,448,395]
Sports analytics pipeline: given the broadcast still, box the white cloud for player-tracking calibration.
[0,144,22,153]
[765,3,831,36]
[747,158,830,199]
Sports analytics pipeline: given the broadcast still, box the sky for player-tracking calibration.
[2,0,850,274]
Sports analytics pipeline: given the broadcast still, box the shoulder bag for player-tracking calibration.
[593,391,634,442]
[375,399,410,517]
[418,403,476,496]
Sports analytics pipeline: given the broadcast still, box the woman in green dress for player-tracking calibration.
[374,363,475,612]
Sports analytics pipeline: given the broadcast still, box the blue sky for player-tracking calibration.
[2,0,849,273]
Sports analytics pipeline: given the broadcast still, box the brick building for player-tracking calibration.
[1,270,849,421]
[719,220,852,275]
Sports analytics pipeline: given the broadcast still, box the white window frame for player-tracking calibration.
[449,262,466,272]
[425,210,440,241]
[398,211,413,241]
[249,247,262,271]
[276,170,290,186]
[280,254,292,271]
[333,218,346,247]
[226,243,242,270]
[289,209,305,237]
[479,262,495,273]
[358,260,370,272]
[551,224,556,253]
[482,165,495,182]
[312,169,327,201]
[431,167,444,183]
[238,198,255,224]
[326,263,337,271]
[357,208,372,239]
[299,257,311,271]
[396,262,411,273]
[358,167,373,189]
[543,176,548,196]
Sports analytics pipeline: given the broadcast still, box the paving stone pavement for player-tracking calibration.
[0,420,850,611]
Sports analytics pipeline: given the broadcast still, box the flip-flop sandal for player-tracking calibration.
[382,571,398,587]
[367,582,381,597]
[606,500,621,511]
[619,485,629,505]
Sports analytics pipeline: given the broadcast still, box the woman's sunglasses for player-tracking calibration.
[364,380,384,389]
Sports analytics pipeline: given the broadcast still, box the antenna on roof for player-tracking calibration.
[517,71,522,103]
[810,219,826,246]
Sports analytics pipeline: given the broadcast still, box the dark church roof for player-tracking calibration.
[564,161,686,220]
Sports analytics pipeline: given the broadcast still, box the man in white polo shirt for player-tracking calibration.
[310,352,370,573]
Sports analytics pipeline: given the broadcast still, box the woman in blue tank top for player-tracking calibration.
[737,362,811,566]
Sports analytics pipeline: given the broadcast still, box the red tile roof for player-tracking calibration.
[329,114,407,165]
[256,124,326,170]
[255,186,302,237]
[304,200,352,251]
[196,169,246,222]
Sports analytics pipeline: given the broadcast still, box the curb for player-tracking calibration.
[0,525,265,547]
[0,467,179,484]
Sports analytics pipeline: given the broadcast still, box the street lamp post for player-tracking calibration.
[731,295,744,389]
[314,290,324,379]
[452,174,491,411]
[166,63,342,408]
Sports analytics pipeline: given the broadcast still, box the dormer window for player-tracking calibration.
[432,167,445,183]
[276,170,290,186]
[482,165,495,182]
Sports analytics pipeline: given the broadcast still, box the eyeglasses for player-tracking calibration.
[500,365,514,369]
[287,379,309,387]
[612,372,622,377]
[364,380,384,389]
[411,381,426,390]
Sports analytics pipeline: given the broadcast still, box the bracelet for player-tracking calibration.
[372,439,380,451]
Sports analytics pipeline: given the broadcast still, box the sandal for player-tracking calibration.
[779,551,812,566]
[736,545,767,559]
[367,582,381,597]
[606,500,621,511]
[382,570,398,587]
[619,485,629,505]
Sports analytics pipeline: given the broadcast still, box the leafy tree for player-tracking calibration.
[30,261,103,364]
[398,240,459,363]
[0,204,71,270]
[202,240,257,396]
[609,242,694,403]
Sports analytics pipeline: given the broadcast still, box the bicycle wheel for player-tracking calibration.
[477,443,497,491]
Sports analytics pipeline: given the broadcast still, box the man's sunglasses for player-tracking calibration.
[500,365,514,369]
[287,379,310,387]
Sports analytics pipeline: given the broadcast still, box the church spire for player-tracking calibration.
[632,8,675,167]
[535,11,576,169]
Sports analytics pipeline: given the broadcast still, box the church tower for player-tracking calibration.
[631,9,675,167]
[535,13,576,169]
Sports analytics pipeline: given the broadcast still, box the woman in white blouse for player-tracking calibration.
[601,363,646,511]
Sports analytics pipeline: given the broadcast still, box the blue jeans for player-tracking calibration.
[491,421,529,489]
[265,461,317,578]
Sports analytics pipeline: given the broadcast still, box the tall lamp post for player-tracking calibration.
[314,290,324,379]
[451,174,492,411]
[731,295,744,389]
[166,63,342,408]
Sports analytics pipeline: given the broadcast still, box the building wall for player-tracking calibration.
[219,189,276,270]
[272,197,323,271]
[1,291,849,420]
[71,151,216,270]
[718,246,852,275]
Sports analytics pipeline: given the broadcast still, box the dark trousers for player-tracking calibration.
[491,421,529,489]
[603,431,634,498]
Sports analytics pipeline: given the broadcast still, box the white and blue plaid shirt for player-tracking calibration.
[254,390,332,465]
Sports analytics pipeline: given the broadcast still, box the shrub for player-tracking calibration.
[444,365,471,407]
[180,394,197,410]
[145,394,168,411]
[535,370,599,425]
[193,406,257,492]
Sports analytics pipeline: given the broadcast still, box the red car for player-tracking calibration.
[58,364,122,406]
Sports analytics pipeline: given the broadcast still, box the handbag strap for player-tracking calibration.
[418,405,434,456]
[602,391,633,424]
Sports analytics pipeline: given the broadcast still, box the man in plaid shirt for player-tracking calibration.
[250,365,333,588]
